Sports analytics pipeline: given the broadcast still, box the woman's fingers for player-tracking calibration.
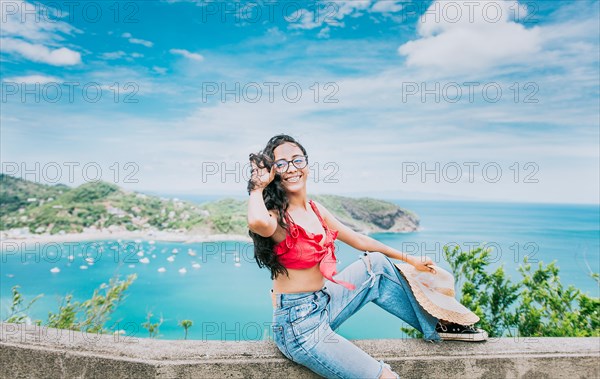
[249,161,275,188]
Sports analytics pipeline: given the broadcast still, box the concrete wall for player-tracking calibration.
[1,322,598,378]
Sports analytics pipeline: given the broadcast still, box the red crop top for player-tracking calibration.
[273,199,356,291]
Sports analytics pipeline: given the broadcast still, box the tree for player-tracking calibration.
[141,310,164,338]
[179,319,193,340]
[4,273,137,335]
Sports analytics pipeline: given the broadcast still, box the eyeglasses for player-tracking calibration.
[273,155,308,173]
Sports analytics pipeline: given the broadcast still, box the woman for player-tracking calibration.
[247,134,486,379]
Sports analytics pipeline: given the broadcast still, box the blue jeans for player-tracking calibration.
[270,251,441,379]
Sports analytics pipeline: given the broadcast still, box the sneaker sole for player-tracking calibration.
[438,332,488,342]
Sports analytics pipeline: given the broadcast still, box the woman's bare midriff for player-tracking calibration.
[271,264,325,307]
[269,208,327,306]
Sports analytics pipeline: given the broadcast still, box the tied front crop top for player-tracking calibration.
[273,199,356,291]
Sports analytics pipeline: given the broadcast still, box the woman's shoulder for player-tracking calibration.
[310,199,330,222]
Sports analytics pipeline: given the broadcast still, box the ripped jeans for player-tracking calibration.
[270,251,441,379]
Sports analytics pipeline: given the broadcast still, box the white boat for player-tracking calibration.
[192,263,201,269]
[157,267,166,273]
[139,257,150,264]
[178,267,187,274]
[50,267,60,273]
[80,265,88,270]
[167,256,175,262]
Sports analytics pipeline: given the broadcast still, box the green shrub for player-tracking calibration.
[403,245,599,338]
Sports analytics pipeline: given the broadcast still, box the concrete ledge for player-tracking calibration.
[1,322,598,378]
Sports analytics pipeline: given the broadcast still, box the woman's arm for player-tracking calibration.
[247,162,278,237]
[247,187,278,237]
[313,200,435,272]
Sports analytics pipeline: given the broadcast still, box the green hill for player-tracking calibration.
[0,174,419,235]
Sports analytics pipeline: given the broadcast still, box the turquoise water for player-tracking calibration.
[1,199,598,341]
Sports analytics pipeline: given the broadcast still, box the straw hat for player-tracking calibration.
[394,263,480,325]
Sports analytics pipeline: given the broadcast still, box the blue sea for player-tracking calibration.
[1,199,598,341]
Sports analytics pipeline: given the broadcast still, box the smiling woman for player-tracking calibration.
[246,134,488,379]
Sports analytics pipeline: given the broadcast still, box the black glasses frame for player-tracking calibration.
[274,155,309,173]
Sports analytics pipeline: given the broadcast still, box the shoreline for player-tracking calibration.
[0,229,253,249]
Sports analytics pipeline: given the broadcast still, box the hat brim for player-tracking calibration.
[394,263,480,325]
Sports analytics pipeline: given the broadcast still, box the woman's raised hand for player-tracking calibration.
[248,153,276,193]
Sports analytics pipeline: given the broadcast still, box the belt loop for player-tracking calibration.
[271,288,281,309]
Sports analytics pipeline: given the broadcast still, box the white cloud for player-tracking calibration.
[0,0,77,42]
[287,10,322,30]
[0,0,82,65]
[101,51,127,60]
[287,1,375,30]
[129,38,153,47]
[371,1,403,13]
[170,49,204,61]
[121,32,154,47]
[0,38,81,66]
[398,0,542,74]
[317,26,331,39]
[100,50,143,61]
[2,74,62,84]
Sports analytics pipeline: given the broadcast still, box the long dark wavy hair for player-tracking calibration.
[247,134,308,280]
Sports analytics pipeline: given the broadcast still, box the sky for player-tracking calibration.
[1,0,599,204]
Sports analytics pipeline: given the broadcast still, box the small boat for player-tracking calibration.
[178,267,187,274]
[139,257,150,264]
[157,267,166,273]
[50,267,60,273]
[167,256,175,262]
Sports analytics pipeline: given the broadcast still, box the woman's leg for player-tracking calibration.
[325,251,440,341]
[274,287,400,379]
[272,251,440,379]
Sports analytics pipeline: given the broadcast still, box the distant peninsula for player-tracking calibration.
[0,174,420,244]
